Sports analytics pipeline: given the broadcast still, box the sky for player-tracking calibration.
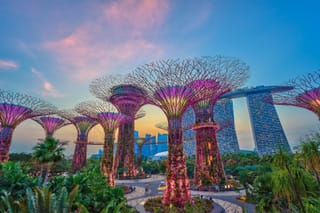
[1,0,320,156]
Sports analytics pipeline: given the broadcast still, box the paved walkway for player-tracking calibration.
[125,189,244,213]
[117,176,248,213]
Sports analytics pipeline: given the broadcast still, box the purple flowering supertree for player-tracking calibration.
[127,58,222,207]
[60,110,97,172]
[75,100,127,187]
[33,115,70,138]
[188,56,249,188]
[272,71,320,119]
[0,89,56,162]
[90,75,147,177]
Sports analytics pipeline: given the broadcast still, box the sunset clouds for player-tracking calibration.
[43,0,169,81]
[104,0,169,36]
[0,59,18,70]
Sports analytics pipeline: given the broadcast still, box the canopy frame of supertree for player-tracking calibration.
[272,71,320,119]
[75,100,128,187]
[0,89,56,162]
[90,74,147,178]
[59,109,97,172]
[32,115,71,138]
[188,56,249,188]
[127,57,228,207]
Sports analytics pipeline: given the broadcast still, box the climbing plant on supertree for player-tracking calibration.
[272,70,320,119]
[188,56,249,188]
[75,100,128,187]
[127,57,222,207]
[59,109,97,172]
[32,115,70,138]
[0,89,56,162]
[90,74,147,177]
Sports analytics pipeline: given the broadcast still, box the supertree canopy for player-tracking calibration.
[127,57,225,207]
[188,56,249,188]
[75,100,128,186]
[90,74,147,177]
[0,89,56,162]
[33,115,70,138]
[272,71,320,119]
[59,110,97,172]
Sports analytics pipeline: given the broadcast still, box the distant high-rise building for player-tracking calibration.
[214,99,240,154]
[183,129,196,156]
[221,86,292,156]
[141,134,157,157]
[134,130,139,154]
[134,130,139,139]
[182,107,196,156]
[157,133,168,153]
[134,131,163,157]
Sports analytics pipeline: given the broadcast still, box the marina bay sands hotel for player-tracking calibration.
[183,85,292,156]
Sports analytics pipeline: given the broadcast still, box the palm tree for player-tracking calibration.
[271,149,314,213]
[297,136,320,187]
[32,136,66,185]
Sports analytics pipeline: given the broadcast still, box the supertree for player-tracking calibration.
[33,115,70,138]
[75,100,127,186]
[0,89,56,162]
[127,57,222,207]
[90,75,147,177]
[60,110,97,172]
[272,71,320,119]
[188,56,249,188]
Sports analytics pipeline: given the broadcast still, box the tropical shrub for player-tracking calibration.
[48,164,132,212]
[0,186,78,213]
[0,161,37,200]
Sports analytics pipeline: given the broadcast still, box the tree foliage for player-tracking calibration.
[0,161,37,200]
[32,136,66,185]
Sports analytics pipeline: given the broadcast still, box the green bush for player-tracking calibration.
[48,164,132,212]
[0,161,37,200]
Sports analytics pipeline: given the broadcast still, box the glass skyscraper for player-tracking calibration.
[221,86,292,156]
[214,98,240,154]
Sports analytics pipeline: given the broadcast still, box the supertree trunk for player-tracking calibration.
[194,126,224,187]
[0,127,14,162]
[162,117,192,207]
[90,79,147,179]
[72,133,88,172]
[116,121,137,177]
[101,130,115,187]
[46,132,54,138]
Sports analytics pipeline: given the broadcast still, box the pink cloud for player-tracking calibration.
[31,67,64,98]
[44,34,164,80]
[0,59,18,70]
[104,0,169,36]
[42,0,169,82]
